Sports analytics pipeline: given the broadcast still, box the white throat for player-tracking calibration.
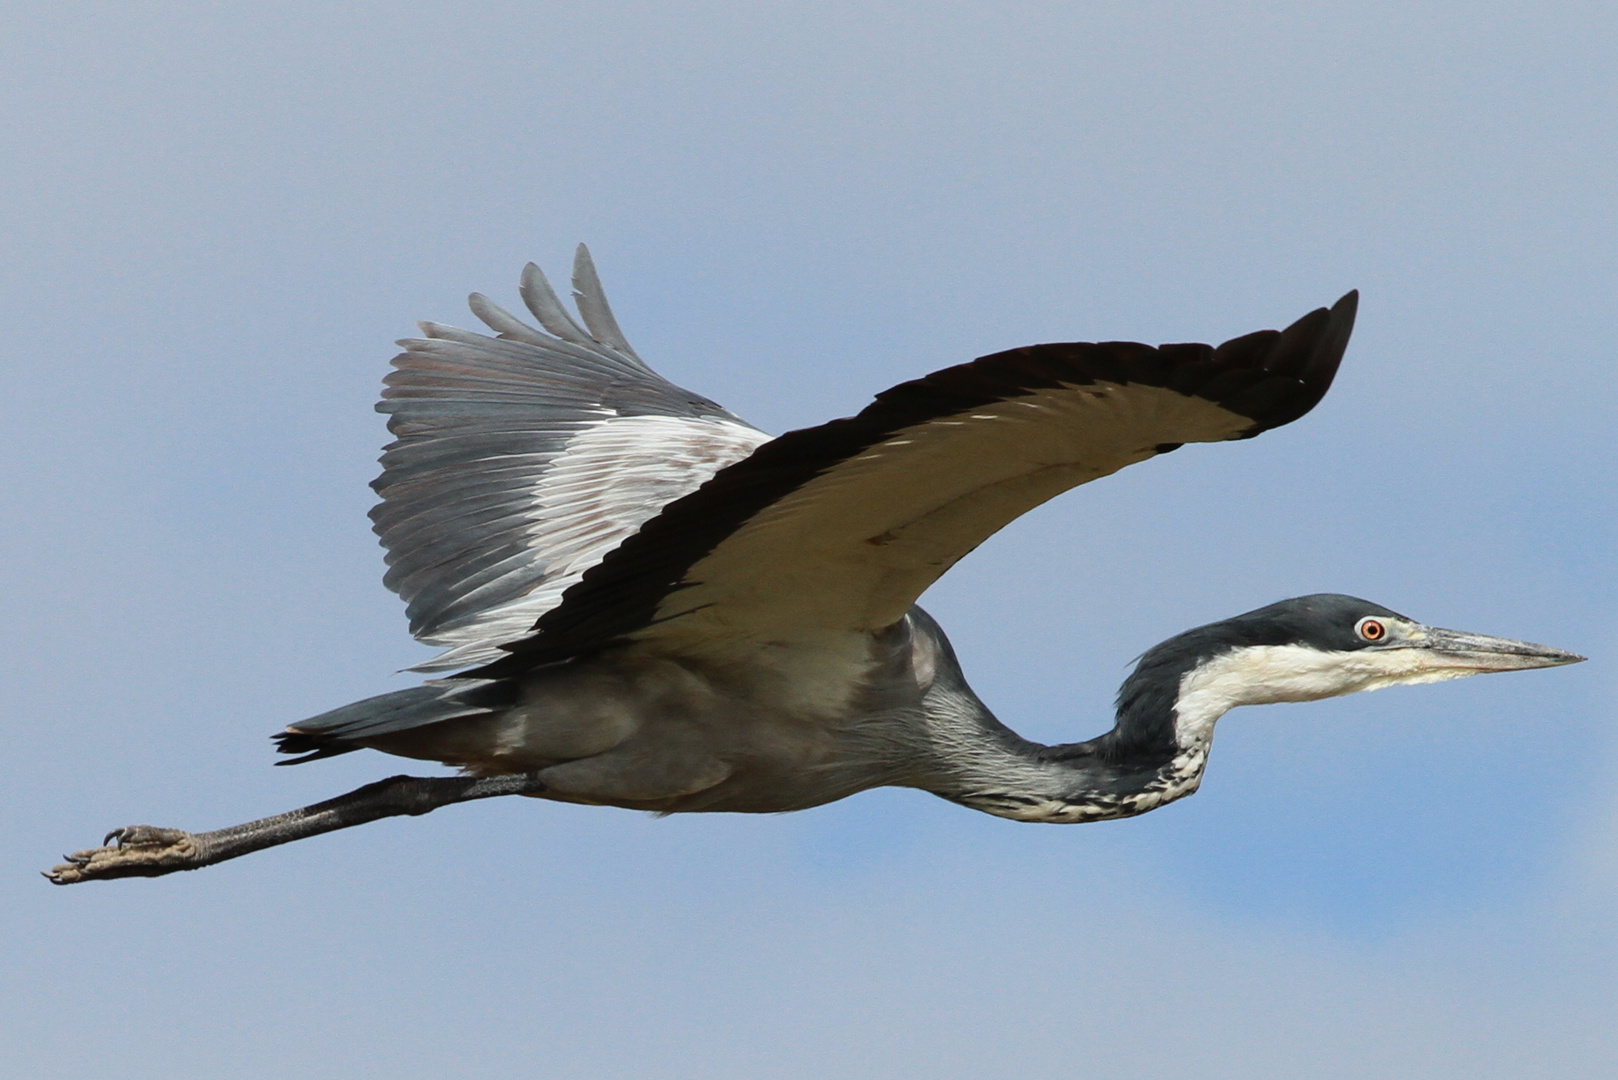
[1170,643,1471,748]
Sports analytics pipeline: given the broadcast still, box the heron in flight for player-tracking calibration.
[48,249,1582,884]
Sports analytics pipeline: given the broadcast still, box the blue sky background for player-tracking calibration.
[2,3,1615,1076]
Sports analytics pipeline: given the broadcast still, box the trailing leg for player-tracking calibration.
[44,772,547,884]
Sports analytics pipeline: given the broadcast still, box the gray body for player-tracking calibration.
[361,608,1012,816]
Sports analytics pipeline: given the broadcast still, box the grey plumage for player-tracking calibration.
[370,248,767,669]
[567,246,640,358]
[289,679,510,750]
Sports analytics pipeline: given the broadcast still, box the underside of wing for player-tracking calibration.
[371,247,771,671]
[479,291,1358,674]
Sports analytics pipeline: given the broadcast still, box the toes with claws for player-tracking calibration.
[44,826,202,885]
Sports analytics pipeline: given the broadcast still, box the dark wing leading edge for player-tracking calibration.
[370,246,771,672]
[480,291,1358,677]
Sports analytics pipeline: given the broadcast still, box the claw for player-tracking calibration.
[44,826,203,884]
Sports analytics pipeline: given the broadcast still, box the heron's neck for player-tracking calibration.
[918,683,1220,824]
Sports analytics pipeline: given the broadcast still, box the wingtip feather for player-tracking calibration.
[1305,288,1360,396]
[569,245,642,360]
[519,261,593,345]
[468,292,552,346]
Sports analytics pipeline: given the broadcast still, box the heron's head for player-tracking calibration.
[1120,594,1584,749]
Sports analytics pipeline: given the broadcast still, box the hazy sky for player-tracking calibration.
[3,3,1615,1077]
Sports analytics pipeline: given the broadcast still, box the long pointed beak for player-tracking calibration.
[1409,626,1586,674]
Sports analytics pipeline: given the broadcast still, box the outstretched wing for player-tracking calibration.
[482,291,1359,675]
[371,246,771,672]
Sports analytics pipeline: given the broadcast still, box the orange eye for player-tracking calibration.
[1357,618,1386,642]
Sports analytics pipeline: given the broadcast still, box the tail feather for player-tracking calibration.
[275,679,516,764]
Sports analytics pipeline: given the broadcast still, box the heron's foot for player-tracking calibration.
[44,826,202,885]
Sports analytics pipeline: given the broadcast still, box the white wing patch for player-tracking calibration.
[413,415,770,671]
